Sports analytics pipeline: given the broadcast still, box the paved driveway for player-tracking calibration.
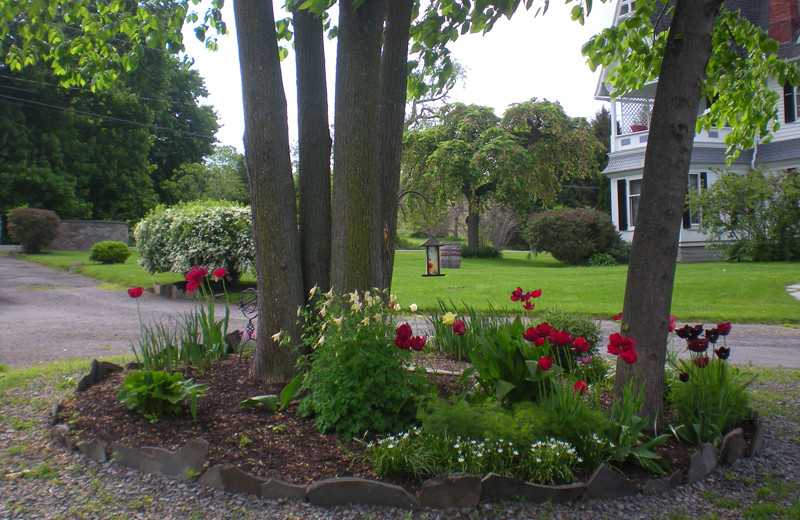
[0,252,246,368]
[0,251,798,369]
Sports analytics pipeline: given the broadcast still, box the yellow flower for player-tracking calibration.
[317,335,325,346]
[270,331,282,342]
[410,303,418,313]
[442,312,457,325]
[361,317,370,326]
[309,285,318,296]
[333,316,344,327]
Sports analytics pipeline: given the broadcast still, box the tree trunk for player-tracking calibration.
[372,0,413,291]
[294,5,332,296]
[615,0,721,421]
[233,0,305,383]
[330,0,385,292]
[466,209,480,249]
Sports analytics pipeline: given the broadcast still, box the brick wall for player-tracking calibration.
[769,0,800,43]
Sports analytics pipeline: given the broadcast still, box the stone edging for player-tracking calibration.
[48,360,767,511]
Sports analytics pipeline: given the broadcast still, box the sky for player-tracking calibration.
[181,1,617,152]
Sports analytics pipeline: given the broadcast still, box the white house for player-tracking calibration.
[596,0,800,261]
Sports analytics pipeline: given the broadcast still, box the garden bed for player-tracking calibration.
[55,353,756,506]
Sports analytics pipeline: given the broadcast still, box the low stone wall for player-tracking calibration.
[50,220,129,251]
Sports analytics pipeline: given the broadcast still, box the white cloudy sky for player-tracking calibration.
[181,1,617,151]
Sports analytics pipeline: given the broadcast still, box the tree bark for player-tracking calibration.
[615,0,722,421]
[294,5,332,296]
[234,0,305,382]
[466,209,480,249]
[372,0,413,291]
[330,0,385,292]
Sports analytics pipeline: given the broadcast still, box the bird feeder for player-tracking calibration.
[421,237,445,277]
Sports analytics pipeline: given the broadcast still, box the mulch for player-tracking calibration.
[57,354,726,493]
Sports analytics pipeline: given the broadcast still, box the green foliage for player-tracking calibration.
[669,359,757,446]
[524,208,625,266]
[7,208,60,253]
[117,370,207,423]
[688,170,800,262]
[365,426,581,485]
[586,253,617,266]
[461,245,502,258]
[162,146,249,205]
[238,395,278,411]
[134,200,254,282]
[297,289,436,438]
[88,241,132,264]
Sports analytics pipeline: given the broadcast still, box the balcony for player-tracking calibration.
[612,127,731,153]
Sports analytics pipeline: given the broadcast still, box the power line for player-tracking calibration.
[0,94,216,139]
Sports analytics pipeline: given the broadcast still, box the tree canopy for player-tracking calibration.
[402,99,600,248]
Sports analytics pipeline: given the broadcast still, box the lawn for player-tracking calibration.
[14,249,800,324]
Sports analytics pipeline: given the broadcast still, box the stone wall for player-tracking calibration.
[49,220,129,251]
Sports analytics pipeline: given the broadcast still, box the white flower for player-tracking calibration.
[351,301,363,312]
[361,317,370,326]
[319,306,327,317]
[333,317,344,327]
[296,306,302,317]
[394,304,401,312]
[270,331,283,342]
[458,457,465,463]
[309,285,318,296]
[317,335,325,345]
[409,303,418,313]
[348,290,360,303]
[324,288,334,299]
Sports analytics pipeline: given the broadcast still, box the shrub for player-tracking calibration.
[586,253,616,266]
[524,208,624,266]
[297,289,435,438]
[7,208,60,254]
[461,245,502,258]
[134,200,254,282]
[89,241,132,264]
[117,370,208,423]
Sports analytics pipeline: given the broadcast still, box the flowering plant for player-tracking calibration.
[185,265,230,361]
[297,288,435,438]
[668,322,756,445]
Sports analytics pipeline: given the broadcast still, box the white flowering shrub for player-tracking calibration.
[134,200,254,282]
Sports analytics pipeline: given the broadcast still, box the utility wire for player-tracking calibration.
[0,93,216,139]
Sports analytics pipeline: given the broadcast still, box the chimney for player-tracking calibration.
[769,0,800,43]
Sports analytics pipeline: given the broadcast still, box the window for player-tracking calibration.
[784,83,798,124]
[628,179,641,228]
[684,172,707,228]
[618,0,636,18]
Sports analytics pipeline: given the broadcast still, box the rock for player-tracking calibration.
[198,464,233,489]
[112,443,157,473]
[261,478,308,501]
[79,438,107,462]
[719,428,746,465]
[219,466,269,496]
[582,463,639,500]
[170,284,182,299]
[481,473,585,504]
[687,443,718,484]
[49,424,72,449]
[76,359,123,391]
[139,438,208,480]
[152,283,166,296]
[420,473,482,509]
[750,413,766,456]
[307,477,419,508]
[641,469,682,496]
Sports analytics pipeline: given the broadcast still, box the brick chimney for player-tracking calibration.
[769,0,800,43]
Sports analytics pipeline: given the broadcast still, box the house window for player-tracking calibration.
[618,0,636,18]
[684,172,708,228]
[628,179,642,228]
[784,83,798,123]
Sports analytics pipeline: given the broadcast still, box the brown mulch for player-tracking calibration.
[57,354,724,491]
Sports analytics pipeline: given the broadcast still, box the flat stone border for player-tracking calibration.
[49,360,766,511]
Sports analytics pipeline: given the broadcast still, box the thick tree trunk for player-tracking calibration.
[330,0,385,292]
[372,0,413,291]
[294,5,332,296]
[234,0,305,382]
[615,0,721,421]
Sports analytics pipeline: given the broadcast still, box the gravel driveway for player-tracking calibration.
[1,250,798,369]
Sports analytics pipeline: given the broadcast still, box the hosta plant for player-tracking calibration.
[117,370,208,423]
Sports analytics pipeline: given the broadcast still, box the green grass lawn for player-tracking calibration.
[14,249,800,324]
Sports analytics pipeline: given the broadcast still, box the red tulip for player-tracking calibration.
[451,319,466,336]
[213,268,227,279]
[571,337,590,354]
[127,287,143,298]
[537,356,553,371]
[573,380,588,395]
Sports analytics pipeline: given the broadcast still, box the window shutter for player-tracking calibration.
[617,179,628,231]
[683,176,692,229]
[700,172,708,190]
[785,83,797,123]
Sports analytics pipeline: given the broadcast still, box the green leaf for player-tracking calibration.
[280,373,303,410]
[239,394,278,410]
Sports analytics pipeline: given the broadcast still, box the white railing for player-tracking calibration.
[612,127,731,152]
